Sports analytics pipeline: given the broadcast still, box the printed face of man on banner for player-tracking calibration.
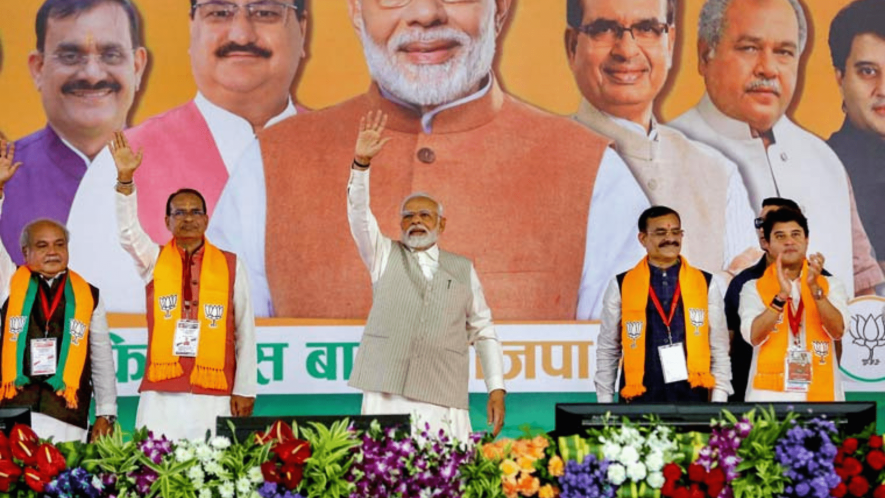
[189,0,307,112]
[698,0,804,134]
[836,33,885,140]
[28,1,147,153]
[346,0,511,107]
[565,0,675,122]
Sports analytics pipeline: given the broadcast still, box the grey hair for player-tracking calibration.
[698,0,808,56]
[20,219,70,251]
[401,192,444,217]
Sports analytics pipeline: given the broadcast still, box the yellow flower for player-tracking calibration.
[538,484,558,498]
[547,455,564,477]
[517,455,537,474]
[500,459,520,479]
[503,476,519,498]
[517,474,540,496]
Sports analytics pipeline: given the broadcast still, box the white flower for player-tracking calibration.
[205,461,224,476]
[187,465,206,486]
[626,462,647,482]
[618,445,640,465]
[198,489,212,498]
[607,463,627,485]
[601,442,622,461]
[647,471,665,489]
[247,466,263,483]
[236,477,252,494]
[219,481,235,498]
[174,446,195,462]
[645,452,664,472]
[210,436,231,450]
[195,444,214,462]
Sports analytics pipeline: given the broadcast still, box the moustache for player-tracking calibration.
[216,42,272,58]
[408,224,429,235]
[746,78,781,94]
[390,27,470,52]
[61,79,122,95]
[658,241,680,248]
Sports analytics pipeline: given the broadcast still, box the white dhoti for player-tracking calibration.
[361,391,473,442]
[31,412,88,443]
[136,391,231,440]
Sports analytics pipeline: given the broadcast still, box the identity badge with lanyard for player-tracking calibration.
[30,274,67,377]
[649,282,689,384]
[785,297,812,392]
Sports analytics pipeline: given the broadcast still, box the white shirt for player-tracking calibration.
[670,94,864,296]
[595,268,732,403]
[347,168,505,394]
[738,275,848,402]
[115,188,258,398]
[0,199,14,304]
[66,94,297,313]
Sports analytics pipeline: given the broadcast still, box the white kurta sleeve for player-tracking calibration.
[231,257,258,397]
[347,169,393,284]
[115,189,160,283]
[823,275,850,337]
[466,265,505,393]
[707,279,733,401]
[89,296,117,417]
[739,279,767,346]
[595,278,623,403]
[0,198,16,304]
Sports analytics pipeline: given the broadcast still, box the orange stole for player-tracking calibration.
[619,257,715,400]
[753,261,834,401]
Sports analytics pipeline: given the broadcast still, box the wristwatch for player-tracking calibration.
[812,287,825,300]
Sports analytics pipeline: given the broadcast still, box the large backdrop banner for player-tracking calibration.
[0,0,882,324]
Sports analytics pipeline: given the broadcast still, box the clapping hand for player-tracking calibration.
[806,252,825,290]
[108,131,143,183]
[354,110,391,166]
[0,139,22,190]
[775,253,791,299]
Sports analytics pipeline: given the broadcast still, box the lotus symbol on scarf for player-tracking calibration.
[847,313,885,366]
[8,316,25,342]
[812,340,830,365]
[626,322,642,349]
[204,304,223,328]
[158,295,178,319]
[68,319,86,346]
[689,308,705,336]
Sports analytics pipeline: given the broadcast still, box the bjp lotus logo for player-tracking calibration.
[626,321,643,349]
[848,313,885,366]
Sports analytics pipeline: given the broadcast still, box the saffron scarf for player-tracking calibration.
[149,239,230,391]
[754,260,834,401]
[1,267,94,408]
[620,257,716,400]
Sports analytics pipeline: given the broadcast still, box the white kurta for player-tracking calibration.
[670,94,884,296]
[347,168,505,442]
[738,275,848,401]
[116,189,258,440]
[66,94,296,313]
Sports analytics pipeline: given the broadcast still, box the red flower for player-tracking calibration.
[873,484,885,498]
[835,449,845,465]
[273,439,311,466]
[36,443,65,478]
[674,487,690,498]
[707,481,724,498]
[688,484,705,498]
[662,480,677,497]
[663,463,683,482]
[842,457,864,477]
[842,438,859,455]
[687,463,707,483]
[867,450,885,471]
[255,420,295,445]
[260,461,281,483]
[848,475,870,497]
[705,467,726,486]
[831,482,847,498]
[9,425,39,466]
[0,460,22,492]
[23,467,49,493]
[870,435,883,449]
[279,462,304,491]
[0,432,11,460]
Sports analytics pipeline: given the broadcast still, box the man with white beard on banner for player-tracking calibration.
[669,0,883,298]
[346,111,506,441]
[208,0,650,321]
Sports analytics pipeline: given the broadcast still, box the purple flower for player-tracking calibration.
[775,418,840,498]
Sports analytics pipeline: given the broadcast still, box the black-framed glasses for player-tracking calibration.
[574,19,671,46]
[754,217,765,229]
[191,1,298,24]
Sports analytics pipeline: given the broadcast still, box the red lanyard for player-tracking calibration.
[649,282,681,340]
[786,297,804,341]
[38,273,67,332]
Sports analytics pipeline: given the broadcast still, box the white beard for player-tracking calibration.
[403,226,440,250]
[357,6,497,107]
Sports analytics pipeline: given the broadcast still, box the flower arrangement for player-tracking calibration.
[774,417,841,498]
[833,431,885,498]
[482,434,552,497]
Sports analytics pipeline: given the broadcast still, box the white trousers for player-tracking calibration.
[361,391,473,442]
[136,391,231,440]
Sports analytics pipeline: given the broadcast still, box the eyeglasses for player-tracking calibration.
[574,19,671,46]
[754,217,765,229]
[376,0,480,8]
[191,1,298,24]
[646,229,684,238]
[170,209,207,218]
[51,49,133,67]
